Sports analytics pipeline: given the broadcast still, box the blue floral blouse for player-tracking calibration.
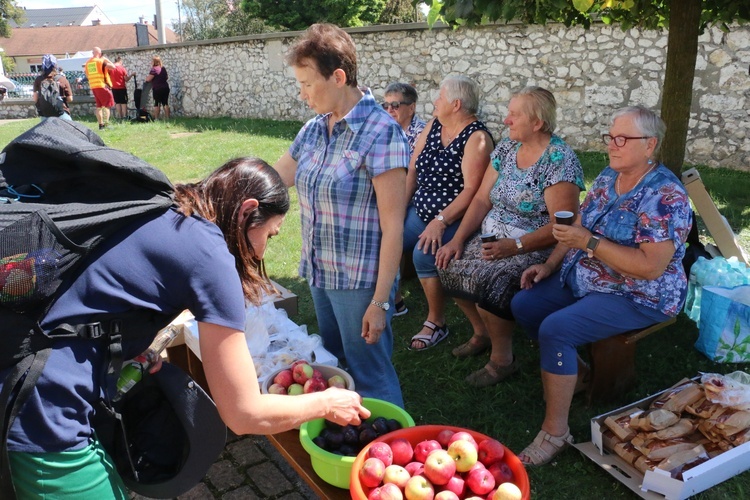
[484,135,585,234]
[560,165,692,316]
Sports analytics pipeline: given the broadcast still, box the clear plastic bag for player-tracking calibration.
[701,371,750,410]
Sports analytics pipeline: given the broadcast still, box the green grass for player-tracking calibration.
[2,117,749,499]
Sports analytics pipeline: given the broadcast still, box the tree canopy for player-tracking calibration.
[426,0,749,174]
[240,0,388,31]
[0,0,24,38]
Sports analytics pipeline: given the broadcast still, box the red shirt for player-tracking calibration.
[109,64,129,90]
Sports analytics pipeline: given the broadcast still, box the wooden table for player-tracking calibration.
[266,429,352,500]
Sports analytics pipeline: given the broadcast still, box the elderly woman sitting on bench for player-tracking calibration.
[510,105,692,466]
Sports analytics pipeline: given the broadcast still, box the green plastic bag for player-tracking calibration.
[696,285,750,363]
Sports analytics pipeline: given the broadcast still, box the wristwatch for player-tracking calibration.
[435,214,448,227]
[370,299,390,311]
[514,237,524,254]
[586,235,601,258]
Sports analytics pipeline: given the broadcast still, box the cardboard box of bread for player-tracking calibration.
[575,373,750,499]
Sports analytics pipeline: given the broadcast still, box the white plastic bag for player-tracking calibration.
[701,371,750,410]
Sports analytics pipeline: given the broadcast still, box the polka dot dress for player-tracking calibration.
[413,118,491,223]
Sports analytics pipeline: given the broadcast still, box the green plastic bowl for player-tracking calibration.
[298,397,415,489]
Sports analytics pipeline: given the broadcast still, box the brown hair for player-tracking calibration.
[286,23,358,87]
[174,158,290,305]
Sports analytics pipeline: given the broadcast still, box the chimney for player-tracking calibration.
[92,19,101,26]
[139,16,147,24]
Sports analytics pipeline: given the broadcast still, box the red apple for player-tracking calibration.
[378,482,405,500]
[369,487,383,500]
[292,362,314,384]
[404,475,434,500]
[390,437,414,466]
[467,461,486,474]
[466,467,495,496]
[414,439,442,463]
[291,359,309,368]
[436,429,455,448]
[267,383,287,395]
[383,464,410,488]
[478,439,506,467]
[404,461,424,477]
[443,474,465,497]
[448,431,478,448]
[287,383,304,395]
[273,369,294,389]
[423,449,456,486]
[434,491,459,500]
[447,439,478,473]
[359,457,386,488]
[303,377,327,393]
[488,462,514,485]
[312,368,324,380]
[328,374,347,388]
[369,442,394,467]
[493,482,522,500]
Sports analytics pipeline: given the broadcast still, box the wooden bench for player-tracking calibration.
[586,317,677,405]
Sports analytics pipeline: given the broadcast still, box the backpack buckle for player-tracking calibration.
[81,322,104,339]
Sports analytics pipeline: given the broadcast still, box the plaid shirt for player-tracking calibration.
[290,88,409,289]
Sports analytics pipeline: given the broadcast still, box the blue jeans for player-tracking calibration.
[403,206,460,278]
[510,271,670,375]
[310,285,404,407]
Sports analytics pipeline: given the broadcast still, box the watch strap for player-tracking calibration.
[514,237,524,254]
[370,299,389,311]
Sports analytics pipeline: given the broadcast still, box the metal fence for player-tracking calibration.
[3,71,92,99]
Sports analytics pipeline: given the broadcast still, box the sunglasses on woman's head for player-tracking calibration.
[382,101,412,110]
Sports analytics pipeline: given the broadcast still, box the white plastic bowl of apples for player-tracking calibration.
[260,359,355,395]
[350,425,530,500]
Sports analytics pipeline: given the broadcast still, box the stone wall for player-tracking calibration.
[0,97,98,120]
[6,22,750,169]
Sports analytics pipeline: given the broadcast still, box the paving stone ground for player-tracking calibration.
[132,432,320,500]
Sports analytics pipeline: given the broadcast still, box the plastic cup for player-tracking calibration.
[480,233,497,243]
[555,211,574,225]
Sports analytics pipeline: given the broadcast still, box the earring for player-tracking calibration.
[647,159,654,165]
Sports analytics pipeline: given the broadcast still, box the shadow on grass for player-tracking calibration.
[169,116,303,141]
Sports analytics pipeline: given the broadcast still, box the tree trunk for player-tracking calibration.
[659,0,702,177]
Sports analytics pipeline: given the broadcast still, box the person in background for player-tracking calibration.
[32,54,73,121]
[436,86,584,386]
[4,157,369,497]
[274,24,409,407]
[84,47,114,130]
[510,105,691,465]
[383,81,426,317]
[110,57,135,120]
[405,75,494,351]
[144,56,170,120]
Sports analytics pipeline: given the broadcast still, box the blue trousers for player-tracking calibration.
[510,271,670,375]
[403,206,460,278]
[310,285,404,407]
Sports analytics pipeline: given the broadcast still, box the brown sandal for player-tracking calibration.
[452,336,491,358]
[465,357,519,387]
[519,429,574,466]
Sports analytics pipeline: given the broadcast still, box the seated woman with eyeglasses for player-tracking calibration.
[382,82,426,155]
[509,105,691,466]
[404,75,494,351]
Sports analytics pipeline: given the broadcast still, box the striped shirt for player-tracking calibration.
[290,88,409,289]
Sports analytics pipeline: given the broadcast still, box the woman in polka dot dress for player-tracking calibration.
[404,75,494,351]
[435,86,584,387]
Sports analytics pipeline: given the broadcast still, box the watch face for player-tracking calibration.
[437,215,444,221]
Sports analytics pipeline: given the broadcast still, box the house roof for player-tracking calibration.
[0,24,178,58]
[10,6,111,28]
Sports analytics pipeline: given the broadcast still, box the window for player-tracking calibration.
[30,64,43,73]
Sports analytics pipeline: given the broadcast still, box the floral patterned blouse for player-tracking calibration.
[483,135,585,234]
[560,165,691,316]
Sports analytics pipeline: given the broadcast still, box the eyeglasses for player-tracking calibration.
[382,101,412,111]
[602,134,651,147]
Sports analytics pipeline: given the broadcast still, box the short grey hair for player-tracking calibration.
[512,86,557,134]
[441,75,481,115]
[610,105,666,155]
[384,82,418,104]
